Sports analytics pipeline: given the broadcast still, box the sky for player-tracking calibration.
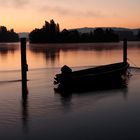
[0,0,140,32]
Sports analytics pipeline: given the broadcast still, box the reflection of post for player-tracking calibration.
[22,84,29,133]
[123,39,127,64]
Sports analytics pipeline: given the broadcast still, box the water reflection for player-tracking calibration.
[29,43,124,68]
[59,94,72,112]
[21,79,29,134]
[28,42,140,69]
[0,43,18,57]
[55,75,129,110]
[1,42,140,70]
[29,43,122,56]
[29,44,60,67]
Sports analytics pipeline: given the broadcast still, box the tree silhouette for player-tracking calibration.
[29,20,119,43]
[105,28,119,42]
[0,26,19,42]
[29,19,60,43]
[94,28,105,42]
[137,30,140,41]
[93,28,119,42]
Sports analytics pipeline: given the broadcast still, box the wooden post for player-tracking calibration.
[123,39,127,64]
[20,38,28,82]
[20,38,29,132]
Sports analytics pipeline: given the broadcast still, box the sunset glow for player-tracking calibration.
[0,0,140,32]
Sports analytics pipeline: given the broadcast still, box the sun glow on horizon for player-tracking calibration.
[0,0,140,32]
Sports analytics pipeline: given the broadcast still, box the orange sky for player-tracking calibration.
[0,0,140,32]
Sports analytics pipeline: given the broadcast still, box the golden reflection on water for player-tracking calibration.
[0,42,140,71]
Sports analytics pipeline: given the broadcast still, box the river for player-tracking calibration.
[0,42,140,140]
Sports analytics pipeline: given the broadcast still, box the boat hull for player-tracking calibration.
[54,62,129,91]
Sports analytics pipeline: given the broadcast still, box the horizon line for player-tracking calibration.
[17,26,140,33]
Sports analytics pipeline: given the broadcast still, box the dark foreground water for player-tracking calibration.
[0,42,140,140]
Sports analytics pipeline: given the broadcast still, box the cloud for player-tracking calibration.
[13,0,29,7]
[40,5,104,18]
[0,0,30,8]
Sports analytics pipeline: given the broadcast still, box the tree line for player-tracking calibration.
[0,19,140,43]
[29,19,120,43]
[0,26,19,42]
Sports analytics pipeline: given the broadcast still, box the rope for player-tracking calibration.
[127,58,140,76]
[127,58,138,68]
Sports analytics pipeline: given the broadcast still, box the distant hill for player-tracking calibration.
[72,27,139,35]
[18,32,29,39]
[71,27,140,41]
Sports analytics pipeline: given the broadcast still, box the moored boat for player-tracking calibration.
[54,39,129,91]
[54,62,129,85]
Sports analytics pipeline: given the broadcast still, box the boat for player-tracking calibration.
[54,40,129,91]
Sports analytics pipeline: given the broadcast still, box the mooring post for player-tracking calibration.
[123,39,127,64]
[20,38,29,132]
[20,38,28,82]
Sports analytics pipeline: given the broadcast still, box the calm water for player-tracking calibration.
[0,42,140,139]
